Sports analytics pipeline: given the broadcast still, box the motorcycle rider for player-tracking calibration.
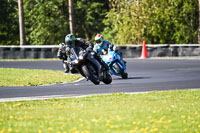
[57,42,71,73]
[93,34,126,64]
[57,34,109,73]
[93,34,116,54]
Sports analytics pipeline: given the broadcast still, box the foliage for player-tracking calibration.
[74,0,109,42]
[0,0,19,45]
[24,0,69,45]
[103,0,198,44]
[0,0,109,45]
[0,0,198,45]
[0,90,200,132]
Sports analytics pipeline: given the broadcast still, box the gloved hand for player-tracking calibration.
[59,43,66,49]
[109,44,114,51]
[65,46,70,52]
[65,47,71,56]
[86,47,93,52]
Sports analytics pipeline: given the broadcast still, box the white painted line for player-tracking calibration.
[39,77,85,86]
[1,88,199,102]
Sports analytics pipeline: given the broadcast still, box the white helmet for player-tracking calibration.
[95,34,104,45]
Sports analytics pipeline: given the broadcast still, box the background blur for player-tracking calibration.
[0,0,198,45]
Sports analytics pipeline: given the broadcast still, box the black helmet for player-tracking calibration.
[65,34,75,47]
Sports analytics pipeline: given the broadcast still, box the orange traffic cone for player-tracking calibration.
[140,40,148,58]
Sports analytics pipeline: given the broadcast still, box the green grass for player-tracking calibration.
[0,90,200,133]
[0,58,59,61]
[0,68,82,87]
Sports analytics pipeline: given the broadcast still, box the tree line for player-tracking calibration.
[0,0,199,45]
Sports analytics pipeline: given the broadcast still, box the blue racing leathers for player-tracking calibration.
[93,40,115,54]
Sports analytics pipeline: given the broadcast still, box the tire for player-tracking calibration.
[82,64,100,85]
[122,72,128,79]
[102,71,112,84]
[114,63,128,79]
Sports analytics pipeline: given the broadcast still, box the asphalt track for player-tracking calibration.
[0,58,200,101]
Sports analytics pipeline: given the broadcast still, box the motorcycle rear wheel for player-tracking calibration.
[114,63,128,79]
[82,64,100,85]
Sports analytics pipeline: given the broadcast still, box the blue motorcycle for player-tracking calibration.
[100,48,128,79]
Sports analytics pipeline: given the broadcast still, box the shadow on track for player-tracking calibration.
[113,77,151,80]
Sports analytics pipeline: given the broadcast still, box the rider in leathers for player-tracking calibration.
[93,34,116,54]
[57,34,109,73]
[93,34,126,64]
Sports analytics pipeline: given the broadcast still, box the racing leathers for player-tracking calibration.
[93,40,126,65]
[93,40,116,54]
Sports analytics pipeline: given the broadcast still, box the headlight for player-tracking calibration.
[91,52,95,55]
[79,56,83,60]
[105,55,113,61]
[74,59,78,64]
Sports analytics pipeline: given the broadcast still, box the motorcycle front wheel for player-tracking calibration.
[82,64,100,85]
[102,71,112,84]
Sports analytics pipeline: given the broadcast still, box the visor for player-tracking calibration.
[95,40,102,44]
[66,40,73,45]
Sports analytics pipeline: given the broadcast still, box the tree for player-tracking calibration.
[74,0,109,40]
[68,0,74,34]
[0,0,19,45]
[198,0,200,43]
[0,0,109,45]
[23,0,109,45]
[18,0,26,46]
[24,0,69,45]
[103,0,198,44]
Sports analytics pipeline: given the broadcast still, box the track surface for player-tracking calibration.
[0,58,200,101]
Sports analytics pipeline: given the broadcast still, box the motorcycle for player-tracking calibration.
[100,48,128,79]
[67,47,112,85]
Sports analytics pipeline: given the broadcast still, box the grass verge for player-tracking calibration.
[0,58,59,61]
[0,68,82,87]
[0,89,200,132]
